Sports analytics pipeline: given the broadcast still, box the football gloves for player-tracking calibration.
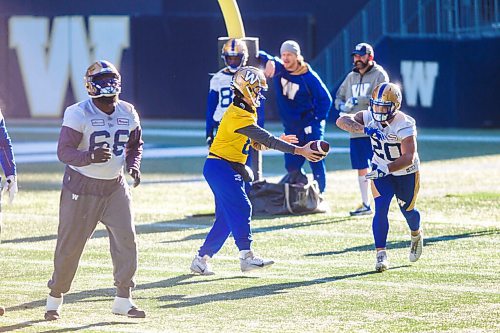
[345,97,358,109]
[128,168,141,187]
[339,97,358,112]
[365,164,390,180]
[206,134,214,147]
[364,127,386,140]
[206,125,218,147]
[2,175,18,204]
[90,147,112,163]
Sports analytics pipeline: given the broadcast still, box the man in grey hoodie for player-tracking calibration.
[335,43,389,216]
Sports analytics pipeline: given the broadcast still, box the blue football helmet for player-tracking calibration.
[370,82,402,122]
[85,60,121,98]
[221,39,248,73]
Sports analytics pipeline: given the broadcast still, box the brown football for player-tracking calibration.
[310,140,330,155]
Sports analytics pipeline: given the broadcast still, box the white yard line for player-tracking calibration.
[11,141,350,163]
[10,126,500,163]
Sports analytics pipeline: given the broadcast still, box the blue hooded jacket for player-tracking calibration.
[259,51,332,129]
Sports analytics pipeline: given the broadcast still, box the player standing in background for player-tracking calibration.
[335,43,389,216]
[191,66,324,275]
[259,40,332,193]
[45,60,145,320]
[0,109,18,240]
[206,38,265,145]
[336,82,423,272]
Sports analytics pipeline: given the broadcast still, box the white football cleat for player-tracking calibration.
[112,297,146,318]
[375,250,389,272]
[190,255,215,275]
[409,229,424,262]
[240,251,274,272]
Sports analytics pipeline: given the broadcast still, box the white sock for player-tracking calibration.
[358,176,370,206]
[239,250,251,259]
[112,297,135,315]
[46,295,63,312]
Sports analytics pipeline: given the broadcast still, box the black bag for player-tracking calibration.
[249,170,326,215]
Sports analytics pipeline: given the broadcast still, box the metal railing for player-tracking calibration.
[312,0,499,92]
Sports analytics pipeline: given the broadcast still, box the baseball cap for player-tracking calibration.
[351,43,374,57]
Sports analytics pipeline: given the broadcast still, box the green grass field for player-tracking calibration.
[0,121,499,332]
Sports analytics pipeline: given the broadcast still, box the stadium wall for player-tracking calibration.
[0,0,368,121]
[373,36,500,128]
[1,0,498,128]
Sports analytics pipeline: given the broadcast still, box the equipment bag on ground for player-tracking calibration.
[249,170,326,215]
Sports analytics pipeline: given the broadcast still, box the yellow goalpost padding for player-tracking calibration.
[217,0,246,38]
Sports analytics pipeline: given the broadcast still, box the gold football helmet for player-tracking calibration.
[221,38,248,73]
[231,66,268,107]
[370,82,402,122]
[84,60,121,98]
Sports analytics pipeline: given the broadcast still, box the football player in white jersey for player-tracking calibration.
[206,38,250,145]
[45,60,145,320]
[336,82,423,272]
[335,43,389,216]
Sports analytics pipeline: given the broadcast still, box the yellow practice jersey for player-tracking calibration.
[209,102,257,164]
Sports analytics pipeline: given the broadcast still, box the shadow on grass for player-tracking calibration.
[7,275,256,314]
[0,319,46,332]
[1,217,214,245]
[2,216,347,245]
[38,321,136,333]
[161,216,350,244]
[160,266,408,309]
[305,229,498,257]
[0,319,135,333]
[4,274,257,331]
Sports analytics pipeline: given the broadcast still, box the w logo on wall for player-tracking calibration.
[9,16,130,117]
[400,61,439,108]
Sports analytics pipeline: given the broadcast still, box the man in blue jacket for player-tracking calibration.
[259,40,332,192]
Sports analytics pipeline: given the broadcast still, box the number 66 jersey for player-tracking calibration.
[61,99,141,180]
[362,110,420,176]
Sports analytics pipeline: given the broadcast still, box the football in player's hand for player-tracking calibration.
[309,140,330,155]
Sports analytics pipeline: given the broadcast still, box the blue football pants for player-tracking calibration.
[372,172,421,248]
[198,158,253,257]
[283,122,326,192]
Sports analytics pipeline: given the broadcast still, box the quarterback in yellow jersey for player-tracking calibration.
[191,66,323,275]
[208,100,257,165]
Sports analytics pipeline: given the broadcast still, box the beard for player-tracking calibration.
[354,60,369,69]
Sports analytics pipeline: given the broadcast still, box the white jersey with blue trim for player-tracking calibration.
[362,109,420,176]
[209,69,234,122]
[62,99,140,180]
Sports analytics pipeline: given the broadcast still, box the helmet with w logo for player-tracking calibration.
[231,66,268,107]
[370,82,402,122]
[221,38,249,73]
[85,60,121,98]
